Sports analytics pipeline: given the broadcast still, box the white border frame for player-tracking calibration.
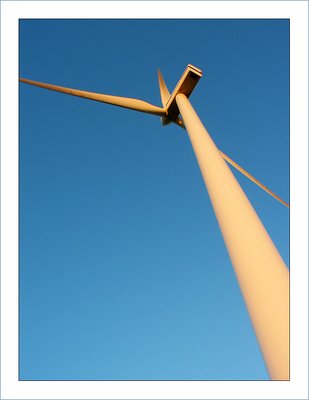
[1,1,308,399]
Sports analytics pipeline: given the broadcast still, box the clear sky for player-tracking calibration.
[19,19,289,381]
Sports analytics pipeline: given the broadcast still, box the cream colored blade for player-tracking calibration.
[172,118,289,207]
[157,69,171,106]
[20,78,166,117]
[219,151,290,208]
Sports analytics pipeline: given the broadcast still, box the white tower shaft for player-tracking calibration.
[176,93,289,380]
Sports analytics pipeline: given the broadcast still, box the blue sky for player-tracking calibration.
[19,19,289,381]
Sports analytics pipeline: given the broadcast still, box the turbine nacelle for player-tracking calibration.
[158,64,202,121]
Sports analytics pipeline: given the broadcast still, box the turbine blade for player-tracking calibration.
[219,151,290,208]
[157,69,171,106]
[173,119,289,207]
[19,78,166,117]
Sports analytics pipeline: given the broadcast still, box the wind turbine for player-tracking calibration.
[20,64,289,380]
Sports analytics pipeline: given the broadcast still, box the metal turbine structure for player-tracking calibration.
[20,64,289,380]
